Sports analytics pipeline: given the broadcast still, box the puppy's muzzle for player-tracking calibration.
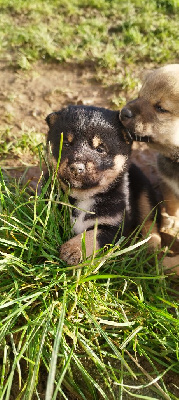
[70,163,85,176]
[120,107,151,143]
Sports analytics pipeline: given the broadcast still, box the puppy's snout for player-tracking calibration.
[120,107,133,120]
[70,163,85,175]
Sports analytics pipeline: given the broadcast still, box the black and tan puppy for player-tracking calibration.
[46,105,161,265]
[120,64,179,273]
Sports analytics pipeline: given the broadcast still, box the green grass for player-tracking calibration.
[0,157,179,399]
[0,0,179,88]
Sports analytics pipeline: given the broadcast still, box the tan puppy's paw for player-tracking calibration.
[161,212,175,230]
[161,212,179,233]
[60,230,100,265]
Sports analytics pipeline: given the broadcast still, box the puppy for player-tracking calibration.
[46,105,161,265]
[120,64,179,273]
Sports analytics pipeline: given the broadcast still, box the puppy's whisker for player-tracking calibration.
[127,129,133,141]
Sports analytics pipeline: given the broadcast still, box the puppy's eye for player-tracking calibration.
[155,104,168,113]
[96,145,106,154]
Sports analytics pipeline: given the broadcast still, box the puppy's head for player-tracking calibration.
[120,64,179,158]
[46,105,131,198]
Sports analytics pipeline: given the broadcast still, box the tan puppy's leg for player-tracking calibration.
[60,230,100,265]
[160,183,179,275]
[160,181,179,233]
[142,220,161,250]
[138,192,161,250]
[162,255,179,275]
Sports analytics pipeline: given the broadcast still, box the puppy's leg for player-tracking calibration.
[162,254,179,276]
[138,192,161,250]
[160,181,179,234]
[60,229,101,265]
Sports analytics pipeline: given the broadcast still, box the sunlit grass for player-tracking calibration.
[0,0,178,88]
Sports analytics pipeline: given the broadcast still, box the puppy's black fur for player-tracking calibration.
[46,105,161,265]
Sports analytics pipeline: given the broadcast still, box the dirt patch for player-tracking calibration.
[0,61,116,135]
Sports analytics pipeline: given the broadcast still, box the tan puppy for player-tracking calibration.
[120,64,179,274]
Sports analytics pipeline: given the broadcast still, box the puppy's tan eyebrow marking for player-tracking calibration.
[92,136,102,148]
[67,133,74,143]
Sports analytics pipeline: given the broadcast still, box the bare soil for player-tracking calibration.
[0,61,116,135]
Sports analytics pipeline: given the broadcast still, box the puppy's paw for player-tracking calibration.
[60,230,100,265]
[161,212,179,235]
[60,236,82,265]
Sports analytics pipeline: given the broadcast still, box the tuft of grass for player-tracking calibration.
[0,155,178,399]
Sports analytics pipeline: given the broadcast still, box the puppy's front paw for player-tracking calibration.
[60,230,100,265]
[60,236,82,265]
[161,212,179,230]
[161,212,179,239]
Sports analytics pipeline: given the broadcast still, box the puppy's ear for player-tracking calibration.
[45,112,59,127]
[140,69,154,82]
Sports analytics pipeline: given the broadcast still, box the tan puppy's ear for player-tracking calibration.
[139,69,154,83]
[46,112,59,127]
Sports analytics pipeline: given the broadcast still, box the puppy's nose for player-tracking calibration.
[120,107,133,120]
[70,163,85,175]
